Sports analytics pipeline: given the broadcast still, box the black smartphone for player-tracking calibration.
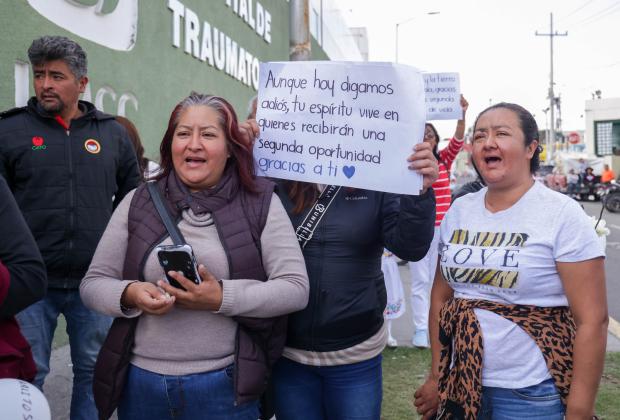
[156,244,201,290]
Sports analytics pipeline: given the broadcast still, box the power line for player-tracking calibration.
[558,0,598,22]
[567,0,620,29]
[579,58,620,70]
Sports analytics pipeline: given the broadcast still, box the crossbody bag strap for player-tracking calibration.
[146,181,186,246]
[295,185,341,248]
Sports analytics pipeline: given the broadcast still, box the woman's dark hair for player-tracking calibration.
[425,123,441,161]
[285,182,358,215]
[155,92,256,192]
[115,116,148,179]
[284,181,319,214]
[473,102,541,173]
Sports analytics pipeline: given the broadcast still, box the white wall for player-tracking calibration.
[584,97,620,169]
[317,0,365,61]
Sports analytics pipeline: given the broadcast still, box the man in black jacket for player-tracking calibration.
[0,35,139,419]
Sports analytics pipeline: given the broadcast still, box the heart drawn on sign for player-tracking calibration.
[343,165,356,179]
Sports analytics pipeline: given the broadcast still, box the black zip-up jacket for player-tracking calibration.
[0,175,47,318]
[0,98,139,289]
[278,186,435,351]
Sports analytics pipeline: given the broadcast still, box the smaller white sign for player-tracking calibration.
[424,72,461,120]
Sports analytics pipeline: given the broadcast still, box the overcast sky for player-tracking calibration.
[335,0,620,137]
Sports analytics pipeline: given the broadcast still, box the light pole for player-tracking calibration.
[535,13,567,163]
[290,0,310,61]
[395,11,440,63]
[542,107,550,157]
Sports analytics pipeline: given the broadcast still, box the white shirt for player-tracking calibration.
[438,182,604,388]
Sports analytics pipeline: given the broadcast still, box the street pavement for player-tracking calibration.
[387,261,620,352]
[582,202,620,324]
[45,258,620,420]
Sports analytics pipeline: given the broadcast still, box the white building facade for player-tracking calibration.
[585,97,620,171]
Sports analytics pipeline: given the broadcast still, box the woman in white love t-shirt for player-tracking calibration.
[414,103,607,420]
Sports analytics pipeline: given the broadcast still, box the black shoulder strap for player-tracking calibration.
[295,185,341,248]
[146,181,186,245]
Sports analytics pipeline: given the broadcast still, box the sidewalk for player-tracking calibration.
[45,264,620,420]
[389,264,620,351]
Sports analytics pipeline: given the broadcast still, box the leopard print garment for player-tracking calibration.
[435,298,575,420]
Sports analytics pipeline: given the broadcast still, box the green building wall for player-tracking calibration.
[0,0,329,157]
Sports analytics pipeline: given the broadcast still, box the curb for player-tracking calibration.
[609,316,620,339]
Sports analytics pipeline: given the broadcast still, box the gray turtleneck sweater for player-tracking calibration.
[80,190,309,376]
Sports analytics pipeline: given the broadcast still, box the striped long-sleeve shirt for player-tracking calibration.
[434,137,464,226]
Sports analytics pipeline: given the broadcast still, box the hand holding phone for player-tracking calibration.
[156,244,201,290]
[157,264,224,312]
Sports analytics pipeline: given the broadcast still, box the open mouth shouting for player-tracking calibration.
[184,156,207,168]
[483,155,502,168]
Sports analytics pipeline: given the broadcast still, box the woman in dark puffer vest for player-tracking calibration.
[81,92,309,420]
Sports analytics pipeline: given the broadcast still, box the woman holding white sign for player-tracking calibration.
[409,94,468,348]
[271,141,439,419]
[414,103,607,420]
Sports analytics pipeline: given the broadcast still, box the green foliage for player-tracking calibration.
[51,328,620,418]
[596,352,620,420]
[381,347,431,419]
[52,315,68,350]
[381,348,620,420]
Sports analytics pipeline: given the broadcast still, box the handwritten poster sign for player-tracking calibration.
[424,72,461,120]
[255,61,425,195]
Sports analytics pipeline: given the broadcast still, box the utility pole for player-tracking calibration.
[536,13,567,163]
[290,0,310,61]
[542,107,550,146]
[555,95,562,150]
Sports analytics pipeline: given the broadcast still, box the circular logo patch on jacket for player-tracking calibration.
[84,139,101,154]
[31,136,46,150]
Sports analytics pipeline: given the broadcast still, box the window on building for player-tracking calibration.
[310,7,321,45]
[595,120,620,156]
[14,60,29,107]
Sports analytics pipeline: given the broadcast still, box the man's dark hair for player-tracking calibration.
[28,36,88,79]
[452,179,486,202]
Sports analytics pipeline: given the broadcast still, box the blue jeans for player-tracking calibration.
[567,182,578,195]
[272,355,383,420]
[478,378,565,419]
[16,288,112,420]
[118,364,260,420]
